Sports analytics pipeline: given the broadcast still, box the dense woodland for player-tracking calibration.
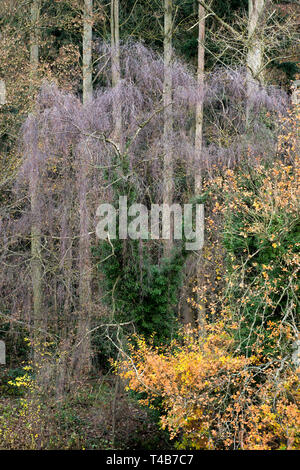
[0,0,299,450]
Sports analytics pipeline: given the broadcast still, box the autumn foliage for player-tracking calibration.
[117,324,299,450]
[116,109,300,450]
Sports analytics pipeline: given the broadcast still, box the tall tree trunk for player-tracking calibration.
[194,2,205,328]
[181,2,206,326]
[77,142,92,375]
[56,166,74,397]
[0,80,6,105]
[30,0,42,361]
[30,160,43,360]
[110,0,122,152]
[83,0,93,103]
[75,0,94,376]
[110,0,125,266]
[246,0,265,124]
[163,0,173,258]
[30,1,40,71]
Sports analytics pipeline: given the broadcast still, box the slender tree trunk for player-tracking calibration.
[77,141,92,374]
[61,202,73,319]
[195,4,205,195]
[0,80,6,105]
[30,1,40,71]
[110,0,126,264]
[181,2,206,326]
[246,0,265,124]
[292,332,300,379]
[110,0,122,151]
[30,0,42,361]
[30,164,43,359]
[56,171,74,397]
[83,0,93,103]
[194,3,205,328]
[163,0,173,258]
[74,0,94,375]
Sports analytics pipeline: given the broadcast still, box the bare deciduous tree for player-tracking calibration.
[247,0,266,81]
[75,0,94,375]
[30,0,43,362]
[83,0,93,103]
[246,0,266,124]
[163,0,174,258]
[194,2,205,327]
[111,0,122,151]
